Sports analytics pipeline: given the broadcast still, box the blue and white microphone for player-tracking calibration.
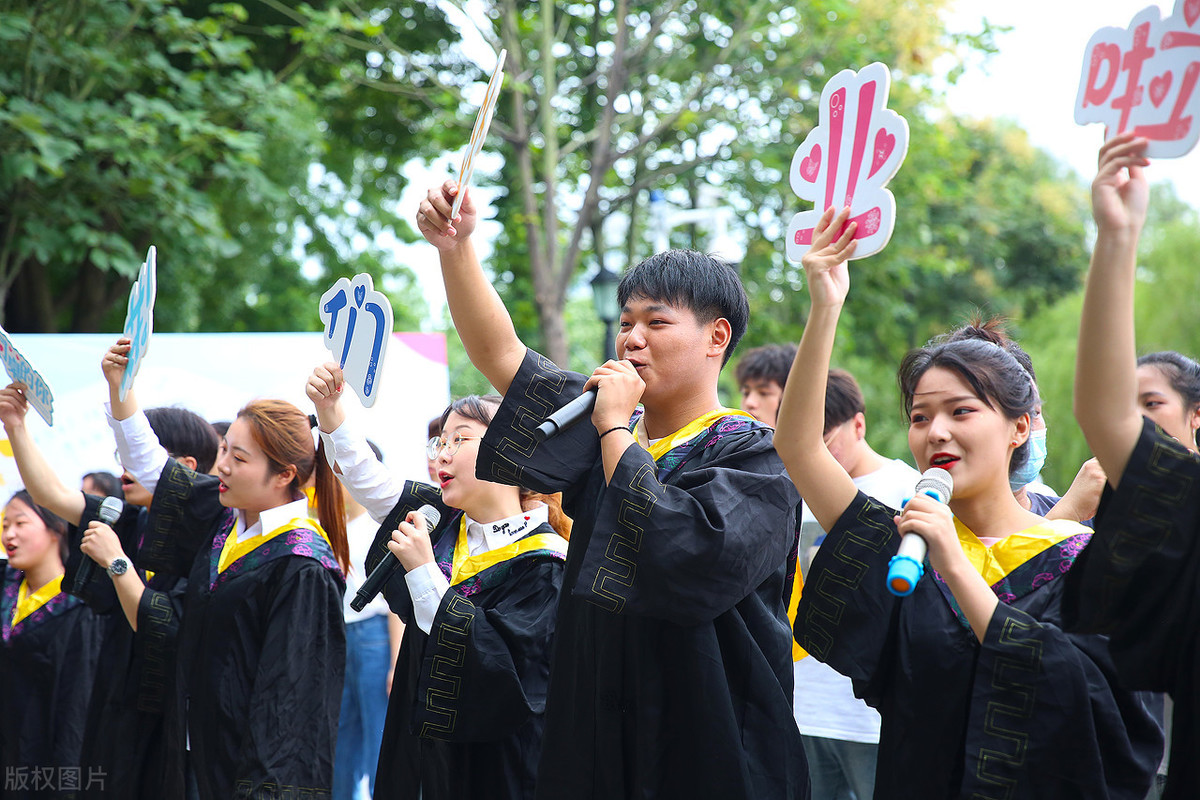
[886,467,952,597]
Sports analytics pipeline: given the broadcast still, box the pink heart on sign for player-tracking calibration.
[870,129,896,178]
[1186,0,1200,28]
[799,145,822,182]
[1150,72,1173,107]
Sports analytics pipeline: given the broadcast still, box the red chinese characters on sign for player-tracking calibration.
[786,62,909,262]
[1076,0,1200,157]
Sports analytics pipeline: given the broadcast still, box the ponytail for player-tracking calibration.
[313,437,349,573]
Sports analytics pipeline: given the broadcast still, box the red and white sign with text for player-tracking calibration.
[1076,0,1200,157]
[786,62,909,262]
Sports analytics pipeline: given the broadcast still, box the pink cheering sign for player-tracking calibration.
[786,62,909,262]
[1076,0,1200,157]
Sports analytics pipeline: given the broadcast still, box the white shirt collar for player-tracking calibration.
[239,497,312,542]
[462,505,550,556]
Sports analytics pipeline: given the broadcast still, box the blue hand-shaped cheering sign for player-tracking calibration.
[0,327,55,426]
[319,273,394,407]
[120,245,158,402]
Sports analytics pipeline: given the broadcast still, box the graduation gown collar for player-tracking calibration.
[433,514,566,595]
[1,567,79,642]
[631,406,757,461]
[208,512,342,591]
[932,517,1093,628]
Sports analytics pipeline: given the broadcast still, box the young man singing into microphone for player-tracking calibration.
[416,182,809,800]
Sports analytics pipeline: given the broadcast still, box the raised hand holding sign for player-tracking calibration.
[319,274,394,408]
[0,327,54,426]
[786,62,909,262]
[1077,0,1200,157]
[119,245,157,402]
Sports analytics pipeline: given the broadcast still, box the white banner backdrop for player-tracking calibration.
[0,332,450,498]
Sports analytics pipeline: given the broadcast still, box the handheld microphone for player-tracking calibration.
[74,495,125,594]
[350,504,442,612]
[534,389,597,442]
[886,467,952,597]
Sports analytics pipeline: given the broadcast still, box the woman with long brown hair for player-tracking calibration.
[308,362,569,800]
[104,338,348,800]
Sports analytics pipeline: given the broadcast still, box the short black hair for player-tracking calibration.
[82,471,123,499]
[145,407,221,473]
[735,344,797,390]
[616,250,750,366]
[825,369,866,434]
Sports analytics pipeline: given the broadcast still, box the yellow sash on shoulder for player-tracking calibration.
[449,516,569,586]
[953,517,1089,586]
[13,574,63,627]
[218,517,331,575]
[634,407,757,461]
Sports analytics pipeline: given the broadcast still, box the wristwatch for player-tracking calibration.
[106,557,130,578]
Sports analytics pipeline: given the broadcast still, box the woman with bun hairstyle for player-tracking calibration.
[775,206,1162,798]
[103,338,348,800]
[308,362,569,800]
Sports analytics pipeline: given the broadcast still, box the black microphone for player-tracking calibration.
[350,504,442,612]
[886,467,953,597]
[74,495,125,594]
[534,389,597,442]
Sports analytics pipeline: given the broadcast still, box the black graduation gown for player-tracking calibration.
[144,459,347,800]
[1062,418,1200,800]
[475,349,809,800]
[795,491,1163,799]
[367,483,567,799]
[62,493,187,800]
[0,567,105,799]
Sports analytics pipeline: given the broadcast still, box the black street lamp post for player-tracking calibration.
[590,264,621,363]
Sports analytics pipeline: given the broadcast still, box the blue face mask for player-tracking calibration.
[1010,428,1048,491]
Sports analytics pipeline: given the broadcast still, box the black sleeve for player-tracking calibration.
[476,348,598,516]
[794,491,905,697]
[965,594,1162,796]
[63,492,145,611]
[133,574,187,714]
[412,557,565,741]
[362,481,451,621]
[574,429,800,624]
[1062,416,1200,690]
[233,562,346,796]
[142,459,226,575]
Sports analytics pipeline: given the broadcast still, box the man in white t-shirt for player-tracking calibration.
[795,369,919,800]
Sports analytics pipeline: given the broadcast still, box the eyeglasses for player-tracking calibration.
[426,433,482,460]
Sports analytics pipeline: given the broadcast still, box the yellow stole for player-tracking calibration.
[218,516,331,575]
[13,574,63,627]
[449,516,569,586]
[634,407,757,461]
[952,517,1088,586]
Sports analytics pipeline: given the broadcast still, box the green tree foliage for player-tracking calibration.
[0,0,455,333]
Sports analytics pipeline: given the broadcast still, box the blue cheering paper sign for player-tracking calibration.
[0,327,55,426]
[319,273,394,408]
[120,245,157,402]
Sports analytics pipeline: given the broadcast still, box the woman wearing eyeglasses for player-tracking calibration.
[307,362,570,800]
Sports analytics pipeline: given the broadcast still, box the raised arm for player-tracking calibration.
[1074,134,1151,487]
[0,383,86,524]
[416,181,526,394]
[773,207,860,532]
[306,362,404,522]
